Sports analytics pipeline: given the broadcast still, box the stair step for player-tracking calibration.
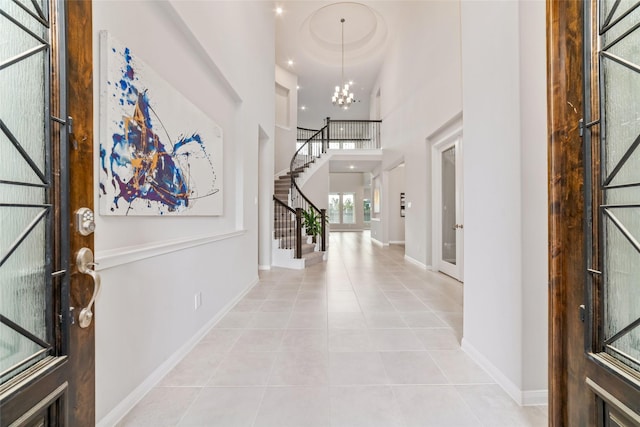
[302,250,324,267]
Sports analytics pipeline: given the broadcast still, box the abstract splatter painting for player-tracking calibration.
[99,31,222,216]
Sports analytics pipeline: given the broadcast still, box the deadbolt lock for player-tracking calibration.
[75,207,95,236]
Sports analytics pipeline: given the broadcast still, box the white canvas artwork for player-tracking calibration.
[99,31,223,216]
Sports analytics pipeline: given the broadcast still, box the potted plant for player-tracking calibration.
[301,207,323,244]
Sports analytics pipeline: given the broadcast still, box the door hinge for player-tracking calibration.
[579,304,586,322]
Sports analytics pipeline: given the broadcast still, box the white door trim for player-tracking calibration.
[431,121,463,281]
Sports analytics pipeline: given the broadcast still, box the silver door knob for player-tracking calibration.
[76,247,101,328]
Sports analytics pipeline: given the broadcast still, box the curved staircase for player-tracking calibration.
[272,118,381,269]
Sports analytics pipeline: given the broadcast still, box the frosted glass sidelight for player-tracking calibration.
[601,13,640,371]
[602,24,640,186]
[0,0,51,382]
[0,219,48,376]
[442,147,456,265]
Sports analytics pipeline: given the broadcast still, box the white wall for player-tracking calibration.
[374,0,462,267]
[519,0,549,396]
[301,161,329,211]
[460,0,548,404]
[275,66,298,175]
[92,1,274,423]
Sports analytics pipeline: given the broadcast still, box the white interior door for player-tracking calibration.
[432,131,463,281]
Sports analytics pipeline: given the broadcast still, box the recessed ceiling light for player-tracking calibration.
[296,85,300,90]
[349,80,354,85]
[301,106,306,110]
[287,59,293,66]
[275,6,283,15]
[349,165,355,169]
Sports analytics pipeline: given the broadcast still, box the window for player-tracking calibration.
[328,193,340,224]
[329,193,357,224]
[342,193,355,224]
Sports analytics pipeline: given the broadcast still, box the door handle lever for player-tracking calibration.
[76,248,101,328]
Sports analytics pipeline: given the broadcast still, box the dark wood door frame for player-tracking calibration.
[66,1,95,425]
[547,1,588,425]
[548,1,640,425]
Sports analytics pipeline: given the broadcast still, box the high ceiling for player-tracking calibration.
[275,1,409,130]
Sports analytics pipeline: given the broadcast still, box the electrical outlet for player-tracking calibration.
[194,292,202,310]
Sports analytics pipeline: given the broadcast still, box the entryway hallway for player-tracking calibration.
[118,232,548,426]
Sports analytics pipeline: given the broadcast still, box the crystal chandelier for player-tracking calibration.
[332,18,355,109]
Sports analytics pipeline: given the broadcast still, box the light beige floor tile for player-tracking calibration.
[287,312,327,329]
[268,351,329,385]
[244,288,271,300]
[358,297,397,313]
[328,312,367,329]
[329,351,389,385]
[390,298,430,312]
[123,232,547,426]
[423,297,462,312]
[401,312,446,328]
[230,299,264,312]
[253,386,330,427]
[327,299,362,313]
[208,351,277,386]
[231,329,285,352]
[214,312,254,329]
[429,350,495,384]
[364,312,408,329]
[456,384,547,426]
[271,282,302,291]
[380,351,449,385]
[368,329,424,351]
[117,387,199,427]
[413,328,461,350]
[259,299,294,312]
[299,282,327,291]
[327,281,354,291]
[266,289,299,301]
[280,328,327,352]
[247,312,291,329]
[327,290,358,301]
[376,281,407,291]
[383,290,415,300]
[392,385,480,426]
[158,348,225,387]
[329,329,374,352]
[293,298,327,313]
[177,387,265,427]
[329,386,404,427]
[198,329,243,352]
[297,290,326,301]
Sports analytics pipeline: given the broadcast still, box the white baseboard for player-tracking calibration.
[97,276,259,427]
[371,237,388,247]
[258,264,271,270]
[461,338,548,407]
[404,254,429,270]
[389,240,405,245]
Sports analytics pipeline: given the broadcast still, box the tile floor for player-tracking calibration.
[118,231,548,427]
